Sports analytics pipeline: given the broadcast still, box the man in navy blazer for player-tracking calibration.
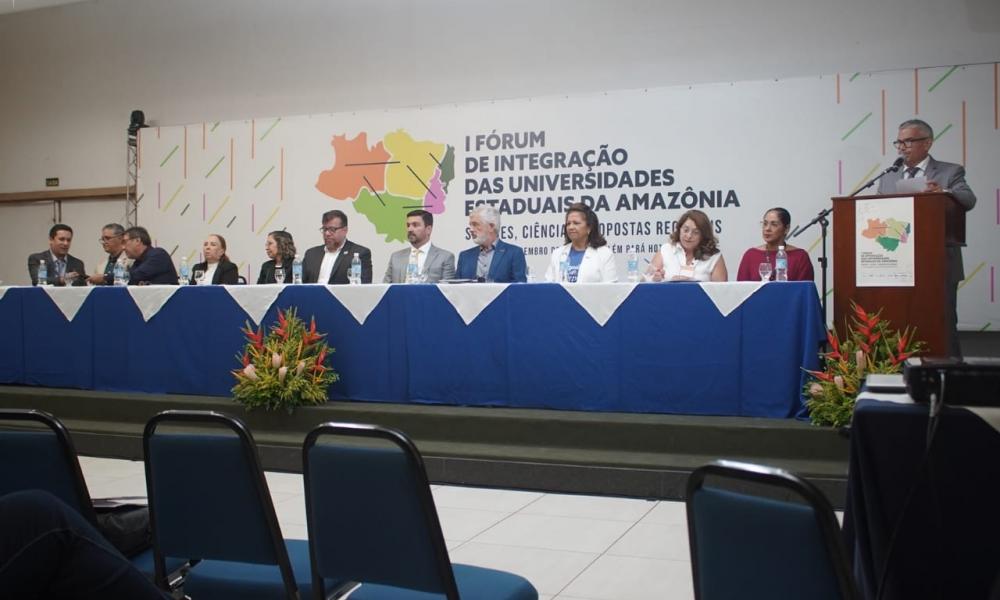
[456,205,527,283]
[122,226,179,285]
[878,118,977,356]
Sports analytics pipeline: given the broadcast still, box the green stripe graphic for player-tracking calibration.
[933,124,953,141]
[259,118,281,141]
[254,166,275,189]
[205,156,225,178]
[841,112,872,141]
[160,145,179,167]
[927,66,958,92]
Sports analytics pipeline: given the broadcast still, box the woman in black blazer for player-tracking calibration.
[257,230,296,284]
[190,234,239,285]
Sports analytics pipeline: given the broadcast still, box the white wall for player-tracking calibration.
[1,0,999,285]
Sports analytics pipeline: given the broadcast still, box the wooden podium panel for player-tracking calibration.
[832,192,964,357]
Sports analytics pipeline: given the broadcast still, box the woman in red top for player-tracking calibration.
[736,207,815,281]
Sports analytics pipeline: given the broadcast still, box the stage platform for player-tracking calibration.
[0,385,851,507]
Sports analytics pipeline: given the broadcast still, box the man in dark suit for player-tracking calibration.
[27,224,86,286]
[456,205,527,283]
[302,209,373,284]
[878,118,977,356]
[122,226,179,285]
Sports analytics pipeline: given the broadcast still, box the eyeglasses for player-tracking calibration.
[320,226,346,233]
[99,235,122,242]
[892,137,929,149]
[679,227,701,237]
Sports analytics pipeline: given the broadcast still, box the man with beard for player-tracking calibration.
[456,204,527,283]
[383,209,455,283]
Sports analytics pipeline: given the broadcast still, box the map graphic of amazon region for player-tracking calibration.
[861,217,911,252]
[315,130,455,242]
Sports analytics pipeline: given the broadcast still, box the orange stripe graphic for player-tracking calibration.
[962,100,967,166]
[881,90,886,156]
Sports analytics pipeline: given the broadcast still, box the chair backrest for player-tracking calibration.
[143,410,297,597]
[0,409,97,525]
[686,460,857,600]
[303,422,460,599]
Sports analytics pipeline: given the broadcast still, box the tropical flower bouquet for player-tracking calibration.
[805,301,924,427]
[232,307,338,413]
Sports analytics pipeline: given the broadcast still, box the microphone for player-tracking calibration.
[852,157,905,197]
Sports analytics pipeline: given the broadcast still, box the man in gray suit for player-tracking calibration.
[878,118,977,356]
[383,209,455,283]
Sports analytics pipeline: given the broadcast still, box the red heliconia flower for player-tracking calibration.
[241,352,250,367]
[857,325,871,337]
[827,331,841,356]
[243,325,265,350]
[315,347,327,366]
[897,334,908,354]
[277,309,288,328]
[868,331,882,345]
[807,369,833,382]
[859,341,871,353]
[853,303,868,322]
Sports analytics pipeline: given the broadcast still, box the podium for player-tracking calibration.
[832,192,966,356]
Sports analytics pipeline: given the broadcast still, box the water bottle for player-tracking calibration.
[775,245,788,282]
[351,253,362,285]
[558,252,568,283]
[37,260,48,286]
[405,252,417,284]
[113,262,126,286]
[627,251,639,283]
[178,257,190,285]
[292,254,303,284]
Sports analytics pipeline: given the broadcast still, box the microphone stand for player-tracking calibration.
[790,160,903,324]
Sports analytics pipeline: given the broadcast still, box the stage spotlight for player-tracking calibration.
[128,110,148,137]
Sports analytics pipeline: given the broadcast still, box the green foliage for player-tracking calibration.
[232,307,338,413]
[804,301,924,428]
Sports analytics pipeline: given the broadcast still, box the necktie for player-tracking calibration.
[905,166,920,179]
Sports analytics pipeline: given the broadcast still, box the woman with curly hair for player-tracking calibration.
[647,209,727,282]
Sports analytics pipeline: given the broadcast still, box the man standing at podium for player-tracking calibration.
[879,118,977,356]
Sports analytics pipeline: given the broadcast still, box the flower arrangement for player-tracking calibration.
[805,301,924,427]
[232,307,338,413]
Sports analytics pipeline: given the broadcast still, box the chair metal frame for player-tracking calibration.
[0,408,96,524]
[143,409,300,598]
[685,459,858,600]
[303,422,461,600]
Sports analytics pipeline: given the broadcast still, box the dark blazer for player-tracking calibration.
[190,260,239,285]
[878,155,977,281]
[256,258,293,284]
[302,241,373,284]
[27,251,86,286]
[456,239,527,283]
[128,246,179,285]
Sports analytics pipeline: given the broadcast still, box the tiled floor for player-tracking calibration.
[79,456,695,600]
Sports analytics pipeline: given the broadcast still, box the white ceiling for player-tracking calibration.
[0,0,89,16]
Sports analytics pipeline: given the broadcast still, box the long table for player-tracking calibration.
[0,282,824,417]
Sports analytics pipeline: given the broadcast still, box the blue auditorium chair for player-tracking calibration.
[302,422,538,600]
[143,410,346,599]
[0,408,184,583]
[685,460,858,600]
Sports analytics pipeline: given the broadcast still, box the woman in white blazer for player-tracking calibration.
[544,203,618,283]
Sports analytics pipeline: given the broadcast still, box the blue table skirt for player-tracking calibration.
[0,282,824,417]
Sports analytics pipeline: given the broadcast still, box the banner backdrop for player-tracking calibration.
[137,63,999,329]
